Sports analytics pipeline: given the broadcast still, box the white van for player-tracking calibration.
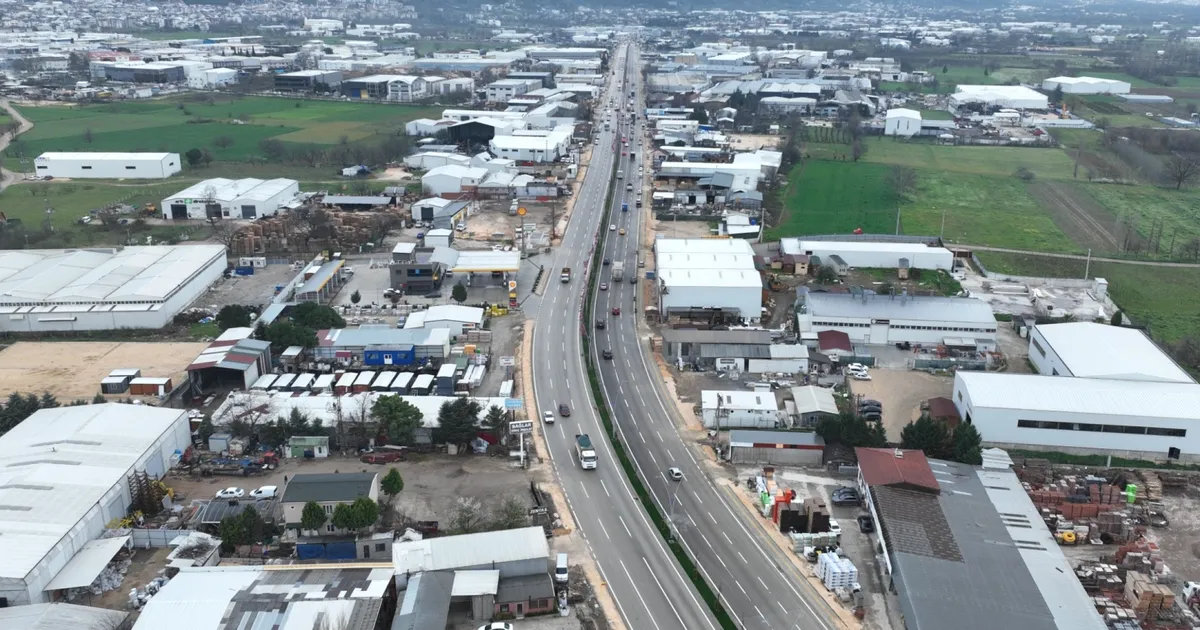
[555,553,569,583]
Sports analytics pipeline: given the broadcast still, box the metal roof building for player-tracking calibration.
[780,239,953,271]
[797,291,997,347]
[856,447,1105,630]
[953,372,1200,461]
[0,602,129,629]
[393,526,549,588]
[0,404,191,606]
[653,238,763,320]
[161,177,299,220]
[1030,322,1194,384]
[0,244,226,332]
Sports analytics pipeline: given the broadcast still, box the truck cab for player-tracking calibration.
[560,267,571,283]
[575,434,598,469]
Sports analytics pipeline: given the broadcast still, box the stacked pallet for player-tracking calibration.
[1114,539,1168,576]
[1140,471,1163,501]
[1124,571,1175,622]
[817,552,858,590]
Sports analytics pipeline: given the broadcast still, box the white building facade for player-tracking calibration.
[797,293,997,347]
[781,239,954,271]
[1028,322,1194,383]
[654,238,763,320]
[161,178,299,219]
[34,152,182,179]
[884,108,921,137]
[701,390,781,429]
[1041,76,1131,95]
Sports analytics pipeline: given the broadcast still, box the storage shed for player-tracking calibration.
[728,430,825,466]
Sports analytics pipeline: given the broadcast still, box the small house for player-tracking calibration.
[287,435,330,459]
[827,254,849,276]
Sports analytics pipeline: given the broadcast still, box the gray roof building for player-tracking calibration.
[392,570,454,630]
[495,573,555,603]
[281,472,377,504]
[801,292,995,325]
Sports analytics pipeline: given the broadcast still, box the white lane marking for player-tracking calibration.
[722,531,732,544]
[618,560,662,630]
[638,431,646,444]
[700,532,712,548]
[737,551,748,564]
[618,514,632,537]
[642,556,688,630]
[598,519,611,540]
[687,511,698,528]
[708,511,718,525]
[656,430,663,442]
[758,576,769,590]
[647,450,658,466]
[716,554,728,569]
[600,479,611,497]
[735,580,747,596]
[581,484,590,499]
[755,605,765,620]
[777,600,788,615]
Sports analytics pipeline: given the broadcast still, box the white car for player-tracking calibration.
[845,363,867,372]
[610,224,616,231]
[478,623,514,630]
[828,519,842,537]
[249,485,277,499]
[543,410,555,425]
[214,487,244,499]
[849,371,872,381]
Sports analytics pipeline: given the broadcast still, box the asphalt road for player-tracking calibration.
[587,48,844,630]
[530,41,719,630]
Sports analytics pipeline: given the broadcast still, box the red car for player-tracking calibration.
[612,307,621,316]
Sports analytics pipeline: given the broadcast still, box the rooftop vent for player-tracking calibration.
[893,449,904,459]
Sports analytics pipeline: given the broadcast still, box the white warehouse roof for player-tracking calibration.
[0,404,187,584]
[36,152,176,161]
[654,237,755,256]
[1034,322,1194,384]
[0,244,226,305]
[393,526,549,574]
[952,85,1049,109]
[956,372,1200,420]
[165,178,296,203]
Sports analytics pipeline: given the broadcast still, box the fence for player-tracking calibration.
[126,528,197,547]
[911,358,987,371]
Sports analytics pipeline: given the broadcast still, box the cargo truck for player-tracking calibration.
[621,202,628,212]
[561,267,571,283]
[611,260,624,281]
[575,434,598,469]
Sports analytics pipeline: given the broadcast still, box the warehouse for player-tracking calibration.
[781,239,953,271]
[654,238,763,321]
[795,291,997,348]
[313,326,451,364]
[488,127,574,163]
[854,447,1105,630]
[0,404,191,605]
[728,430,824,466]
[1028,322,1193,384]
[394,526,549,587]
[1041,76,1131,95]
[161,177,299,220]
[950,85,1049,110]
[701,390,781,429]
[273,69,342,92]
[952,372,1200,462]
[404,304,485,338]
[34,152,182,179]
[0,244,226,332]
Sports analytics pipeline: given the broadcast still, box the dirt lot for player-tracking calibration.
[1028,181,1133,253]
[726,133,782,151]
[846,369,954,441]
[460,199,563,246]
[0,341,206,400]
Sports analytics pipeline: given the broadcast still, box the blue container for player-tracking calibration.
[235,266,254,276]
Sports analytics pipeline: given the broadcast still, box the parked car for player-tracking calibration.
[215,487,245,499]
[845,363,867,372]
[862,411,882,421]
[478,623,514,630]
[858,399,882,408]
[559,403,571,417]
[858,405,882,415]
[857,515,875,533]
[828,519,842,537]
[849,372,872,381]
[250,486,277,499]
[668,467,684,481]
[831,488,860,506]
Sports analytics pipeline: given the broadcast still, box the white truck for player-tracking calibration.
[575,434,598,470]
[611,260,625,282]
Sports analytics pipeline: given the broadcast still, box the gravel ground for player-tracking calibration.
[846,369,953,441]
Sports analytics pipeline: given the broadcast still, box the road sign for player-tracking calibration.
[499,356,515,367]
[509,420,533,434]
[517,207,527,216]
[505,398,524,410]
[507,280,518,290]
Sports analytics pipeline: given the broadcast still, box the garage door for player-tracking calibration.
[169,204,188,219]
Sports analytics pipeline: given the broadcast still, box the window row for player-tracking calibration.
[1017,419,1185,438]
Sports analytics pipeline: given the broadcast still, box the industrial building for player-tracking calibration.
[854,447,1105,630]
[161,177,300,220]
[883,108,921,137]
[781,239,953,271]
[273,69,342,92]
[281,472,380,533]
[1041,76,1131,95]
[0,404,191,605]
[701,390,781,429]
[485,78,541,102]
[394,526,549,586]
[133,565,397,630]
[950,85,1049,110]
[403,304,485,338]
[789,385,838,426]
[728,430,824,466]
[186,327,274,392]
[341,74,427,101]
[0,244,227,332]
[314,326,452,364]
[795,291,997,348]
[488,127,574,162]
[102,62,185,83]
[411,198,470,229]
[654,238,763,321]
[952,371,1200,462]
[1028,322,1193,384]
[34,152,182,179]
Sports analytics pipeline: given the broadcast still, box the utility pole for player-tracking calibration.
[1083,248,1092,279]
[894,206,901,235]
[939,207,946,240]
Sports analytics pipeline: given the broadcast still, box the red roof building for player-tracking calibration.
[854,447,940,494]
[817,330,852,354]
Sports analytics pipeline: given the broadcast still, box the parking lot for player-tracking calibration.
[845,369,953,441]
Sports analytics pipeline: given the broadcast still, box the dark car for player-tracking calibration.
[603,349,613,359]
[858,399,882,408]
[831,488,860,507]
[857,515,874,533]
[559,403,571,417]
[603,258,611,266]
[862,411,882,422]
[595,319,606,329]
[858,405,882,415]
[424,291,442,299]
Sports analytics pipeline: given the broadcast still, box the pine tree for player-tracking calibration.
[952,423,984,466]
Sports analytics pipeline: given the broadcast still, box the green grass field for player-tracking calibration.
[975,250,1200,342]
[806,138,1078,179]
[767,160,896,239]
[10,97,440,162]
[1082,184,1200,246]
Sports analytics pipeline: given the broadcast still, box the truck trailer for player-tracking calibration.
[611,261,624,282]
[561,267,571,283]
[575,434,598,469]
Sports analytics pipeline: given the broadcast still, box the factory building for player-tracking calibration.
[1028,322,1194,384]
[952,372,1200,463]
[950,85,1049,110]
[313,326,451,364]
[653,238,763,321]
[780,239,953,271]
[795,291,997,349]
[34,152,182,179]
[1041,76,1131,95]
[341,74,427,101]
[273,70,342,92]
[161,178,299,220]
[0,245,226,332]
[0,404,191,605]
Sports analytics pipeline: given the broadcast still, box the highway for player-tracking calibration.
[587,45,843,630]
[530,40,719,630]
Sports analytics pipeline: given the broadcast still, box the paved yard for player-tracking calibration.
[845,369,953,441]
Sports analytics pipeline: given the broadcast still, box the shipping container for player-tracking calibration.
[363,345,416,366]
[353,371,377,393]
[129,377,172,396]
[410,373,434,395]
[372,372,396,391]
[251,374,278,390]
[390,372,414,394]
[292,373,316,391]
[335,371,357,395]
[100,376,131,394]
[312,373,336,393]
[271,373,296,390]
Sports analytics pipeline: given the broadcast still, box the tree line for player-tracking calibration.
[815,409,983,466]
[0,391,111,437]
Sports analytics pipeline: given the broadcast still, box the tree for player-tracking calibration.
[350,496,379,531]
[451,283,468,304]
[1111,310,1124,326]
[218,515,245,553]
[381,467,404,499]
[185,148,203,167]
[689,105,709,125]
[941,65,948,74]
[331,503,356,531]
[259,138,286,161]
[886,165,918,199]
[259,321,317,351]
[290,302,346,329]
[197,415,216,444]
[373,395,423,445]
[216,304,253,330]
[815,264,838,284]
[900,414,951,459]
[482,405,506,436]
[350,290,361,305]
[213,135,235,149]
[83,127,94,144]
[490,496,530,530]
[851,138,867,162]
[1164,154,1200,189]
[448,496,486,534]
[952,422,983,466]
[1051,84,1063,107]
[436,397,482,445]
[238,506,267,543]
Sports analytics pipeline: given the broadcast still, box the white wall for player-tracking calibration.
[35,154,182,179]
[1027,326,1070,376]
[701,407,780,429]
[660,284,762,320]
[884,116,919,137]
[798,313,997,345]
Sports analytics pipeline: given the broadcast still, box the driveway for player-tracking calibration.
[846,369,954,441]
[0,99,32,191]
